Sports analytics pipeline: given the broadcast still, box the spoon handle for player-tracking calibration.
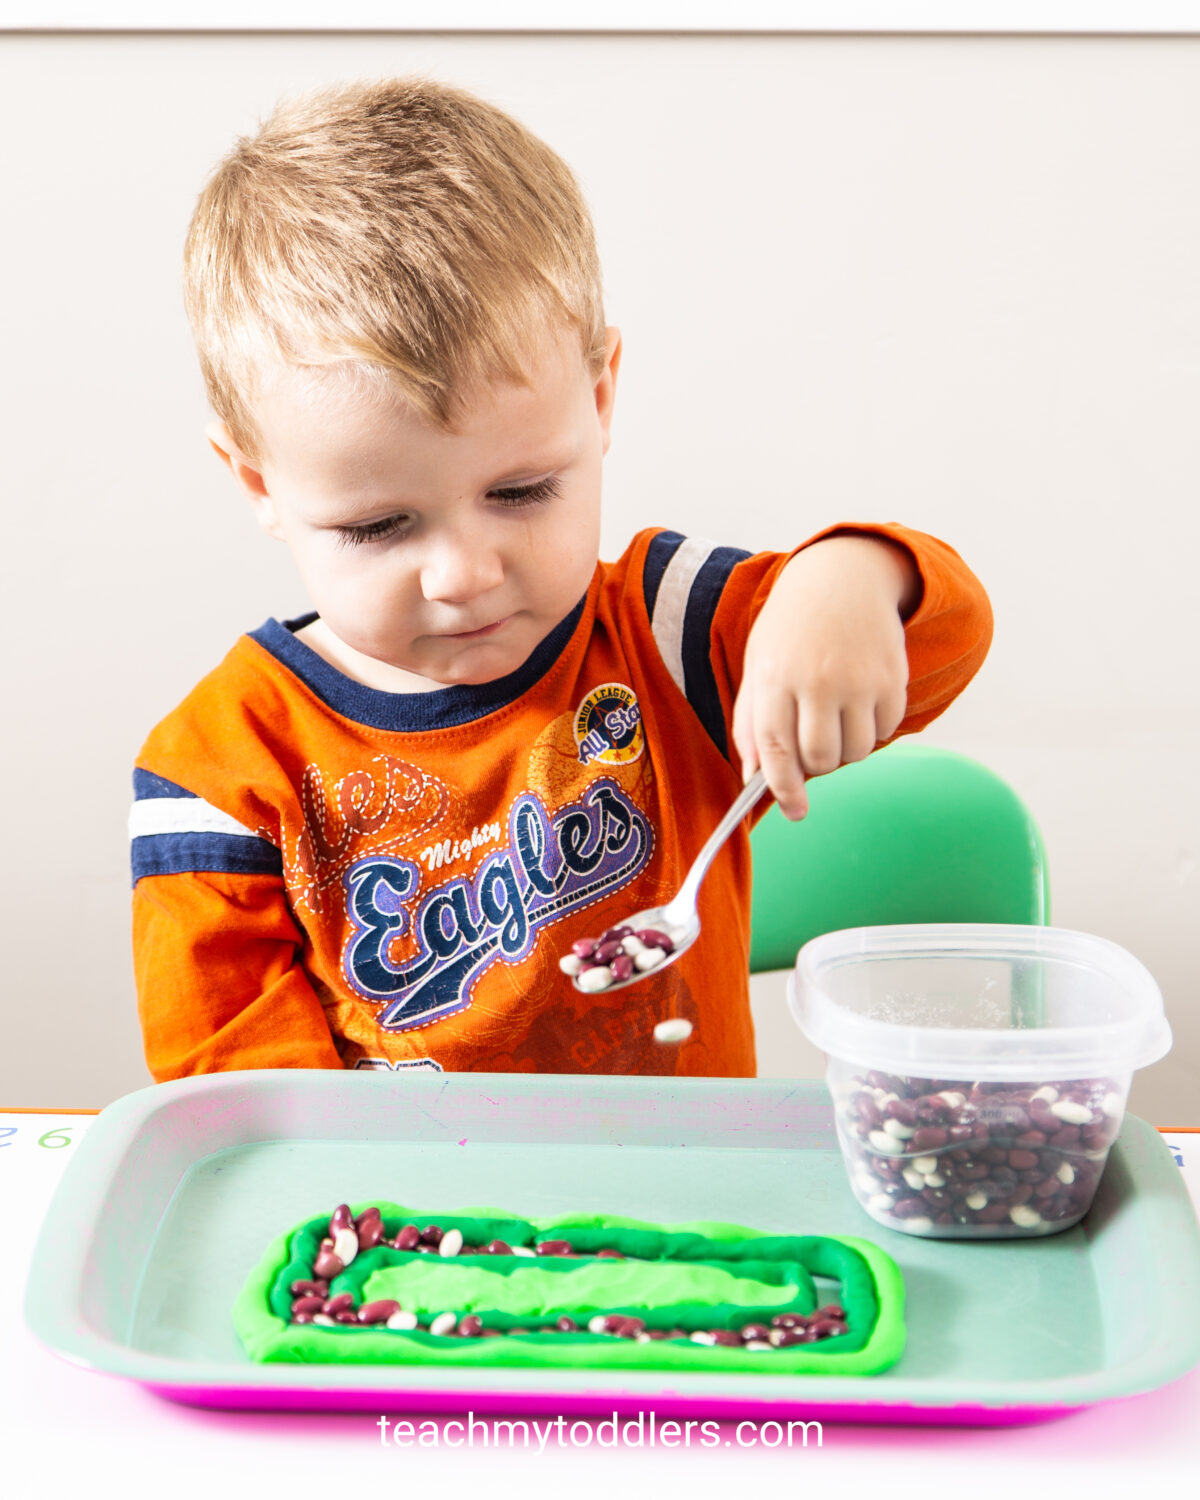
[662,769,769,928]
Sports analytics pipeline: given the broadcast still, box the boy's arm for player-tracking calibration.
[710,522,992,819]
[133,869,344,1080]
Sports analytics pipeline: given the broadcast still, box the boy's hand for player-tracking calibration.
[732,534,920,820]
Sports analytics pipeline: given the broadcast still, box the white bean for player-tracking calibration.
[577,964,614,992]
[332,1226,359,1266]
[1051,1100,1092,1125]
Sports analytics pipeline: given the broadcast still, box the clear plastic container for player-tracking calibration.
[788,924,1172,1239]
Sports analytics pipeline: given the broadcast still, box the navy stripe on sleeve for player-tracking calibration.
[679,546,751,758]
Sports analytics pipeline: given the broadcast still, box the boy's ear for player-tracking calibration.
[204,420,285,540]
[595,326,622,455]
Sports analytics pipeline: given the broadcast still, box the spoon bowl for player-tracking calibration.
[567,769,768,998]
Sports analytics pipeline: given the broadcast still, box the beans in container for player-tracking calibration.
[789,924,1172,1240]
[830,1063,1124,1238]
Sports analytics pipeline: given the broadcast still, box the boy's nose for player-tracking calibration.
[418,533,505,604]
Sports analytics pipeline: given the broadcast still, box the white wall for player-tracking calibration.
[0,31,1196,1119]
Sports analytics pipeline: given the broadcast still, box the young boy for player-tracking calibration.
[132,78,992,1082]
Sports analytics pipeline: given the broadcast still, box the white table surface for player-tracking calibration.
[5,1110,1200,1499]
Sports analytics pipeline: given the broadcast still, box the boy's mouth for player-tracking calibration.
[440,617,509,640]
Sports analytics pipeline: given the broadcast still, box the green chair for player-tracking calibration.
[748,742,1049,973]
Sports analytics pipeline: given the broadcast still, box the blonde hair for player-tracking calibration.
[183,77,606,458]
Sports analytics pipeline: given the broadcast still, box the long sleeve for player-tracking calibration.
[133,868,344,1080]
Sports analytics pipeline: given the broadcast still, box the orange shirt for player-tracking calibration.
[132,523,991,1081]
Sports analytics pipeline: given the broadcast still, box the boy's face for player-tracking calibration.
[211,327,620,691]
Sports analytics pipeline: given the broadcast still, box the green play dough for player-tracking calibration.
[235,1201,907,1377]
[362,1259,799,1319]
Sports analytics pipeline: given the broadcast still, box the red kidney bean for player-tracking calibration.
[535,1239,574,1256]
[572,938,598,959]
[313,1247,345,1279]
[356,1216,385,1250]
[419,1225,444,1247]
[912,1126,948,1150]
[459,1315,484,1337]
[483,1238,512,1255]
[596,1248,624,1259]
[884,1098,919,1127]
[290,1279,329,1297]
[594,939,624,965]
[636,928,674,951]
[772,1327,811,1347]
[555,1316,579,1331]
[854,1092,883,1128]
[291,1295,326,1316]
[710,1330,743,1347]
[891,1197,929,1218]
[334,1311,360,1325]
[915,1095,952,1122]
[601,926,634,943]
[358,1299,401,1324]
[611,954,634,982]
[1009,1149,1040,1170]
[323,1293,355,1315]
[293,1312,315,1324]
[740,1323,772,1342]
[393,1224,421,1251]
[329,1204,354,1233]
[976,1203,1011,1223]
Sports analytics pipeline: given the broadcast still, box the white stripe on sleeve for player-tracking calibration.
[650,536,717,696]
[128,795,265,843]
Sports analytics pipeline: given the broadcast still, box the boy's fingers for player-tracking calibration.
[840,702,878,765]
[797,695,843,779]
[876,685,907,744]
[731,682,758,780]
[753,690,808,818]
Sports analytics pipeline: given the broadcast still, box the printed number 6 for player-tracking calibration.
[38,1128,73,1149]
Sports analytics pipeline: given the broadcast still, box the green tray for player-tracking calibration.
[22,1071,1200,1423]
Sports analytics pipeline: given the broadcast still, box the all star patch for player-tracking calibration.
[573,683,644,767]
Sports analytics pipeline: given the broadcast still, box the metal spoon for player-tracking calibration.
[569,768,769,998]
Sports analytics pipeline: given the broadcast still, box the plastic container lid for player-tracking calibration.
[787,923,1172,1081]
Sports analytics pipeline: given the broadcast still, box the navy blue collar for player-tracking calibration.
[248,598,587,731]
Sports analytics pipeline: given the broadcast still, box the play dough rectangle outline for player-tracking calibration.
[233,1202,905,1375]
[23,1069,1200,1423]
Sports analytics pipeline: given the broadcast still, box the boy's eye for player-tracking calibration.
[334,514,411,548]
[491,475,562,507]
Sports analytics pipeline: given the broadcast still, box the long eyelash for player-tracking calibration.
[335,514,410,548]
[492,475,562,507]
